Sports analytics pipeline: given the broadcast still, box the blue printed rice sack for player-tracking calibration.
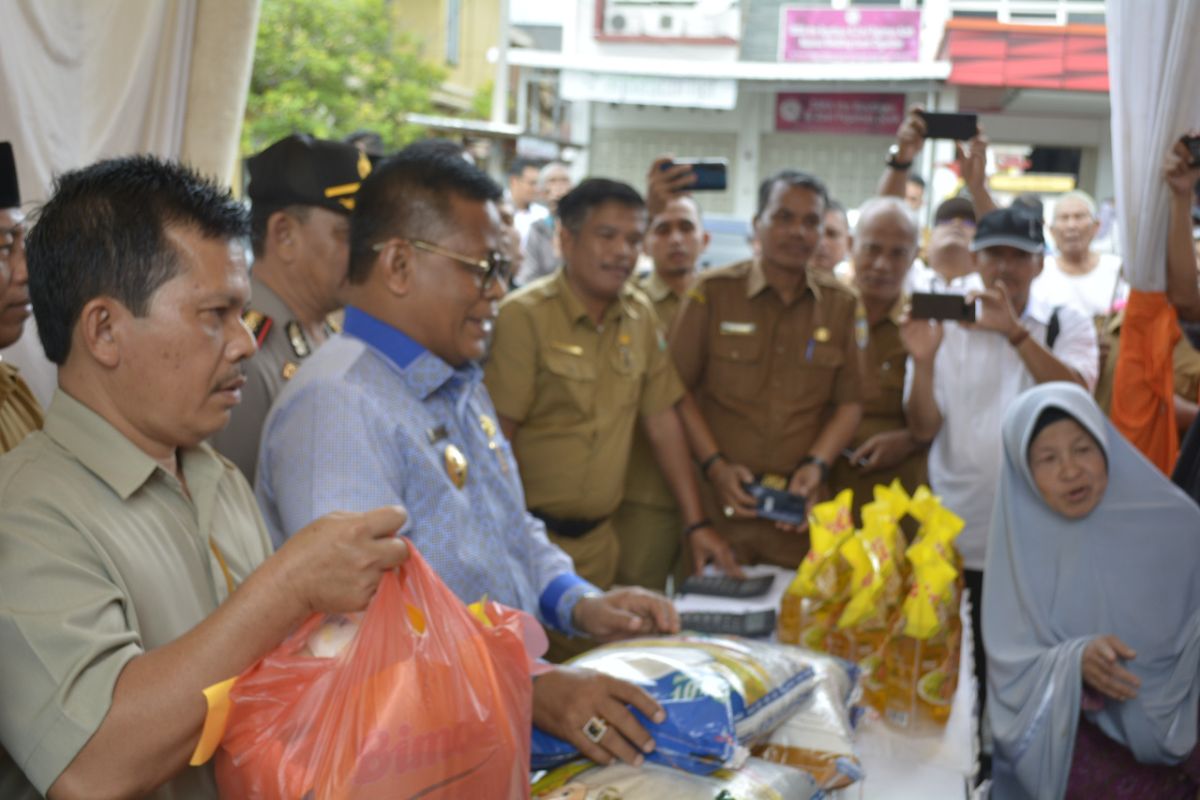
[532,635,817,774]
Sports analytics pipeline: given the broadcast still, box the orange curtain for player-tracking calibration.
[1111,290,1181,473]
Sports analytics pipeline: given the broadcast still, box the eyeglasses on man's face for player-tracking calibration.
[373,238,512,292]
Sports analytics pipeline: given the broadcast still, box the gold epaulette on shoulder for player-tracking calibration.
[242,309,273,347]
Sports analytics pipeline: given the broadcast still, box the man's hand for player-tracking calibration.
[533,666,665,767]
[1082,635,1140,702]
[646,155,696,219]
[1164,134,1200,199]
[573,587,680,642]
[957,129,990,190]
[275,506,410,615]
[895,104,928,164]
[688,525,745,577]
[776,463,824,534]
[708,458,757,518]
[967,284,1023,339]
[851,429,918,475]
[899,316,944,363]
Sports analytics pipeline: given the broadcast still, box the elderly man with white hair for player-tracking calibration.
[1036,190,1128,318]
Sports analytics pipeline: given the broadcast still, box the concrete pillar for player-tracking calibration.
[734,87,762,219]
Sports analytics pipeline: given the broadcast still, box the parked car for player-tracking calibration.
[699,213,753,270]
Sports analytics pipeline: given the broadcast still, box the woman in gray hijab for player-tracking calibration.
[984,381,1200,799]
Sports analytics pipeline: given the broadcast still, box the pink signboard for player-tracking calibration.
[779,8,921,63]
[775,93,906,135]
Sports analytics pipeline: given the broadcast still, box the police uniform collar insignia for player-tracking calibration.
[242,309,273,347]
[324,311,344,335]
[285,321,311,358]
[444,444,468,489]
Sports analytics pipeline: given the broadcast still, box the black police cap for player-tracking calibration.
[246,134,372,214]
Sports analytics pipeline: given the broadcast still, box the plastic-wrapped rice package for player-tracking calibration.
[532,635,817,775]
[532,757,820,800]
[754,650,866,793]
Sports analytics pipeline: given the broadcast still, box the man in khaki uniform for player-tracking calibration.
[828,198,927,529]
[612,190,713,590]
[210,134,372,481]
[670,170,863,568]
[0,155,407,799]
[485,178,737,600]
[0,142,42,451]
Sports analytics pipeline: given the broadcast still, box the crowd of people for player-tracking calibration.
[0,104,1198,799]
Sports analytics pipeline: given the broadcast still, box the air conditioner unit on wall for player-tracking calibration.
[603,1,739,39]
[604,7,643,36]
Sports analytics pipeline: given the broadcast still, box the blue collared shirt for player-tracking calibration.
[256,306,596,632]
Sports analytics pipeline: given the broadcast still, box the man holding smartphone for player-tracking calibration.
[828,198,926,528]
[669,170,862,568]
[902,203,1098,724]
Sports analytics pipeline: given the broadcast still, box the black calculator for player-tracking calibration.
[679,573,776,599]
[680,609,777,638]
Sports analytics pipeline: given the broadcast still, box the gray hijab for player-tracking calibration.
[984,382,1200,800]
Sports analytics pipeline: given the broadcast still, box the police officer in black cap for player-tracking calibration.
[210,133,372,480]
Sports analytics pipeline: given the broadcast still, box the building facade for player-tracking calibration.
[509,0,1113,223]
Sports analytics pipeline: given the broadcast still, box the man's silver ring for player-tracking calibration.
[723,505,735,518]
[583,715,608,744]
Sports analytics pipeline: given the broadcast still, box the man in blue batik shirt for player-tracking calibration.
[257,142,678,768]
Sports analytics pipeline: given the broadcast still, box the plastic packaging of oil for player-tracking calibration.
[778,482,967,730]
[882,514,965,731]
[778,490,855,650]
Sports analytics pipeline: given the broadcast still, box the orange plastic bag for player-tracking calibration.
[211,547,544,799]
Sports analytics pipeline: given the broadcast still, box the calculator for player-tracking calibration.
[679,573,776,599]
[679,609,777,638]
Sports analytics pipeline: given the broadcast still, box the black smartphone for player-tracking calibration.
[1183,135,1200,168]
[917,111,979,141]
[744,482,808,526]
[661,158,728,191]
[910,292,977,322]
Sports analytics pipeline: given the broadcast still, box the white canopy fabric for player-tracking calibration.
[1106,0,1200,291]
[0,0,196,207]
[0,0,259,407]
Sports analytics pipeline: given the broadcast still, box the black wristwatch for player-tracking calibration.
[885,144,913,170]
[796,455,830,484]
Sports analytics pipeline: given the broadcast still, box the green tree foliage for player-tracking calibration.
[243,0,445,154]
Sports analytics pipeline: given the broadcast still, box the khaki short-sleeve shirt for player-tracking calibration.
[669,259,862,475]
[828,298,927,516]
[0,392,272,799]
[485,269,684,518]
